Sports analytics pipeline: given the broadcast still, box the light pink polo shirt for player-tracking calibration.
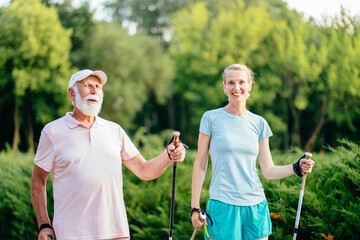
[35,113,139,240]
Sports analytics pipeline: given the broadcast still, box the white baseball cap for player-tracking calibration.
[69,69,107,88]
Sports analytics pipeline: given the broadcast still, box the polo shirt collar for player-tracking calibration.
[64,112,105,129]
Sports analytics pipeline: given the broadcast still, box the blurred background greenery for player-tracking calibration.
[1,0,359,152]
[0,0,359,239]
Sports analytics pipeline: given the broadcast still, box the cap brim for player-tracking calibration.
[91,70,107,85]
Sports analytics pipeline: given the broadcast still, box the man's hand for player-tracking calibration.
[167,143,186,162]
[38,228,55,240]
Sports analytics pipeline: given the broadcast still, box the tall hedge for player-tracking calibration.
[0,139,359,239]
[0,150,53,239]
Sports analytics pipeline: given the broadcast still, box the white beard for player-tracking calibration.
[73,86,103,116]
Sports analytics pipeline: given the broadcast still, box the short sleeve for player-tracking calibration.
[259,117,273,141]
[34,130,55,172]
[120,128,140,160]
[199,112,212,137]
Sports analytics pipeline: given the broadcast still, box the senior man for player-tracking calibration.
[31,69,186,240]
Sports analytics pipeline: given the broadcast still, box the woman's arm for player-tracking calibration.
[258,138,314,180]
[191,132,211,229]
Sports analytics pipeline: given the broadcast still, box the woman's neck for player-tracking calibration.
[224,102,247,116]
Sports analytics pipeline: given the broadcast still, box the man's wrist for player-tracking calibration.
[166,147,172,161]
[39,223,53,232]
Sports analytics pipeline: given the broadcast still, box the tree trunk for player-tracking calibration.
[284,73,302,148]
[167,93,174,129]
[12,101,19,152]
[284,101,289,151]
[294,114,301,147]
[304,97,328,151]
[303,116,326,151]
[25,100,34,153]
[27,124,34,153]
[179,96,185,132]
[288,98,302,148]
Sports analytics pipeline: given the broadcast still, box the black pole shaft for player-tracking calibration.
[169,162,177,240]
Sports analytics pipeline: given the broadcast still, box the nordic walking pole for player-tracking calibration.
[169,131,180,240]
[190,210,206,240]
[293,152,312,240]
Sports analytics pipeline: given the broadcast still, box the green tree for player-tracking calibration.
[258,17,327,149]
[104,0,287,43]
[0,0,72,152]
[262,10,360,151]
[104,0,194,43]
[170,0,279,146]
[40,0,96,67]
[303,12,360,150]
[170,0,360,149]
[77,23,174,132]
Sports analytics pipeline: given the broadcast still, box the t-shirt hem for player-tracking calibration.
[58,234,130,240]
[210,195,266,207]
[259,132,273,141]
[122,151,140,161]
[34,162,51,172]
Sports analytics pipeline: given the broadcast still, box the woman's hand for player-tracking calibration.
[191,210,208,230]
[300,158,315,175]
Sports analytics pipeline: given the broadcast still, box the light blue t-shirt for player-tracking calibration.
[200,108,273,206]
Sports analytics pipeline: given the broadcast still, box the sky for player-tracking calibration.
[0,0,359,22]
[285,0,360,21]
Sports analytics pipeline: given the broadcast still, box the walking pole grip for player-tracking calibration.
[304,152,312,160]
[293,152,312,240]
[173,131,180,148]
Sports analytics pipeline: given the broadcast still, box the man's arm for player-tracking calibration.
[31,164,55,239]
[123,143,185,181]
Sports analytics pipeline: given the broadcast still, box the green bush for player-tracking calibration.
[264,140,360,240]
[0,150,53,240]
[0,139,359,239]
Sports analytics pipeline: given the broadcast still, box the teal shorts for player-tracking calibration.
[203,199,272,240]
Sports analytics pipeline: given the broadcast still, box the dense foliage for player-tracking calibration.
[169,0,360,150]
[0,0,360,153]
[0,0,73,152]
[0,139,359,239]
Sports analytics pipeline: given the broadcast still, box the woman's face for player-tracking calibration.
[223,70,252,103]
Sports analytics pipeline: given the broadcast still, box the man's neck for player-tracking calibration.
[71,109,96,128]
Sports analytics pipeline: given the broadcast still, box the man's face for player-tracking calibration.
[73,76,104,116]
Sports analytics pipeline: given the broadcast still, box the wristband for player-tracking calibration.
[293,155,305,177]
[167,147,172,160]
[191,207,201,217]
[39,223,53,232]
[190,208,213,226]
